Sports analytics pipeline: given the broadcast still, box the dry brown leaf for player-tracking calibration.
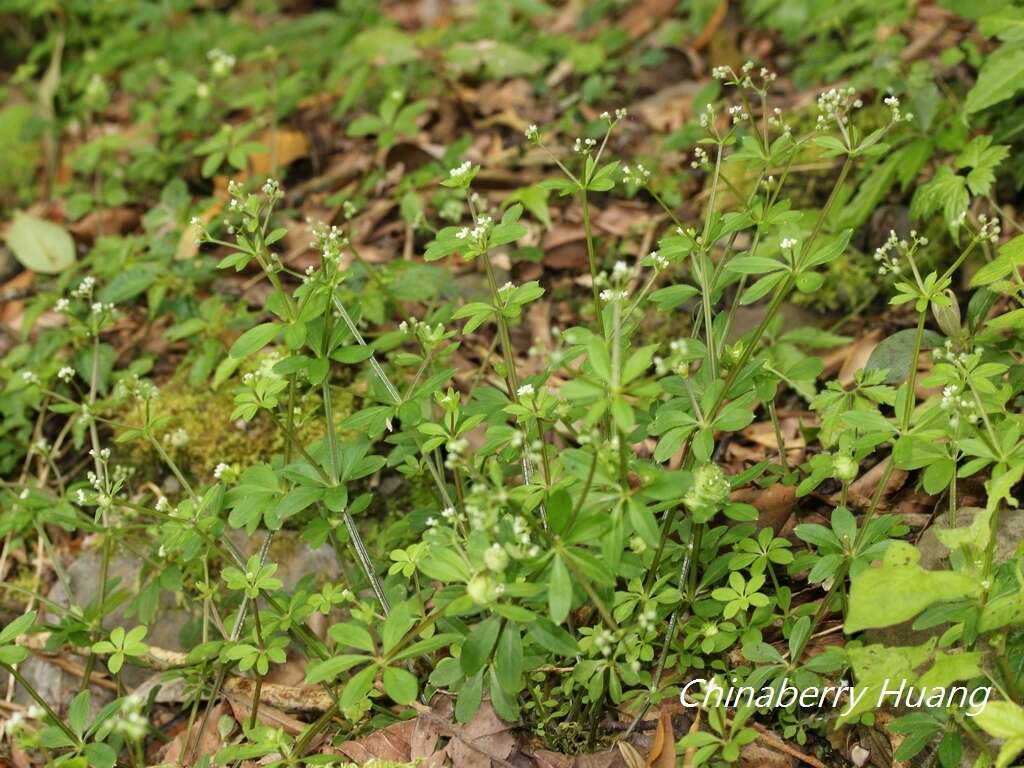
[646,708,676,768]
[160,703,225,766]
[847,458,907,507]
[617,741,646,768]
[339,717,417,764]
[176,200,222,261]
[449,699,517,768]
[249,128,309,177]
[225,694,307,735]
[692,0,729,50]
[576,750,629,768]
[738,742,795,767]
[731,484,796,532]
[620,0,678,39]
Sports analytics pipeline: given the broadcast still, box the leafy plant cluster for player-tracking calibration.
[3,3,1024,768]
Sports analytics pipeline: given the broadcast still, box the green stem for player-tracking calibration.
[580,191,606,338]
[3,662,80,746]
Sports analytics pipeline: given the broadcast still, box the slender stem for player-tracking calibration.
[580,191,606,337]
[3,663,80,746]
[249,605,265,730]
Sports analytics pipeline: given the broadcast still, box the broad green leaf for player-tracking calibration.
[865,329,944,384]
[382,666,418,705]
[460,617,501,676]
[964,45,1024,115]
[5,211,76,274]
[230,323,281,358]
[845,542,980,633]
[548,555,572,624]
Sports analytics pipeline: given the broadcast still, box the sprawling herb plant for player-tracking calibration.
[4,27,1024,768]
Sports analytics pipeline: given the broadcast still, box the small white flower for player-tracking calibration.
[58,366,75,382]
[524,124,539,141]
[780,238,798,250]
[516,383,535,398]
[213,462,229,479]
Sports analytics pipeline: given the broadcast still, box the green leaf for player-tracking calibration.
[527,619,578,657]
[340,662,378,709]
[494,624,523,694]
[5,211,76,274]
[230,323,281,358]
[382,666,418,705]
[845,541,981,633]
[454,670,484,723]
[0,610,36,644]
[548,555,572,624]
[972,235,1024,287]
[98,266,160,303]
[305,654,369,684]
[460,617,501,676]
[964,44,1024,115]
[865,328,945,384]
[270,486,323,528]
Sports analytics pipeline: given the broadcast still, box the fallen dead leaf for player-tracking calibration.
[646,708,676,768]
[738,742,795,768]
[617,741,646,768]
[620,0,678,39]
[226,693,307,735]
[731,483,797,532]
[249,127,310,177]
[160,703,225,766]
[339,717,417,764]
[847,458,907,508]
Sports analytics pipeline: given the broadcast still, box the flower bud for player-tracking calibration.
[467,573,498,605]
[931,290,961,342]
[832,453,858,484]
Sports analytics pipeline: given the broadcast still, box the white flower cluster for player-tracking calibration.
[73,276,97,299]
[592,628,616,657]
[780,237,798,251]
[310,220,349,267]
[816,87,863,128]
[399,316,445,348]
[58,366,75,382]
[977,213,1001,244]
[690,146,709,169]
[711,61,777,90]
[649,250,669,271]
[573,136,597,153]
[516,383,534,398]
[939,383,978,427]
[728,104,750,124]
[933,339,983,368]
[599,108,628,122]
[600,288,629,302]
[455,214,492,243]
[653,338,699,376]
[637,606,658,632]
[207,48,236,77]
[261,177,283,200]
[524,123,539,142]
[699,104,715,129]
[621,163,651,186]
[873,229,928,276]
[448,160,474,184]
[767,107,792,136]
[882,95,913,124]
[108,694,148,741]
